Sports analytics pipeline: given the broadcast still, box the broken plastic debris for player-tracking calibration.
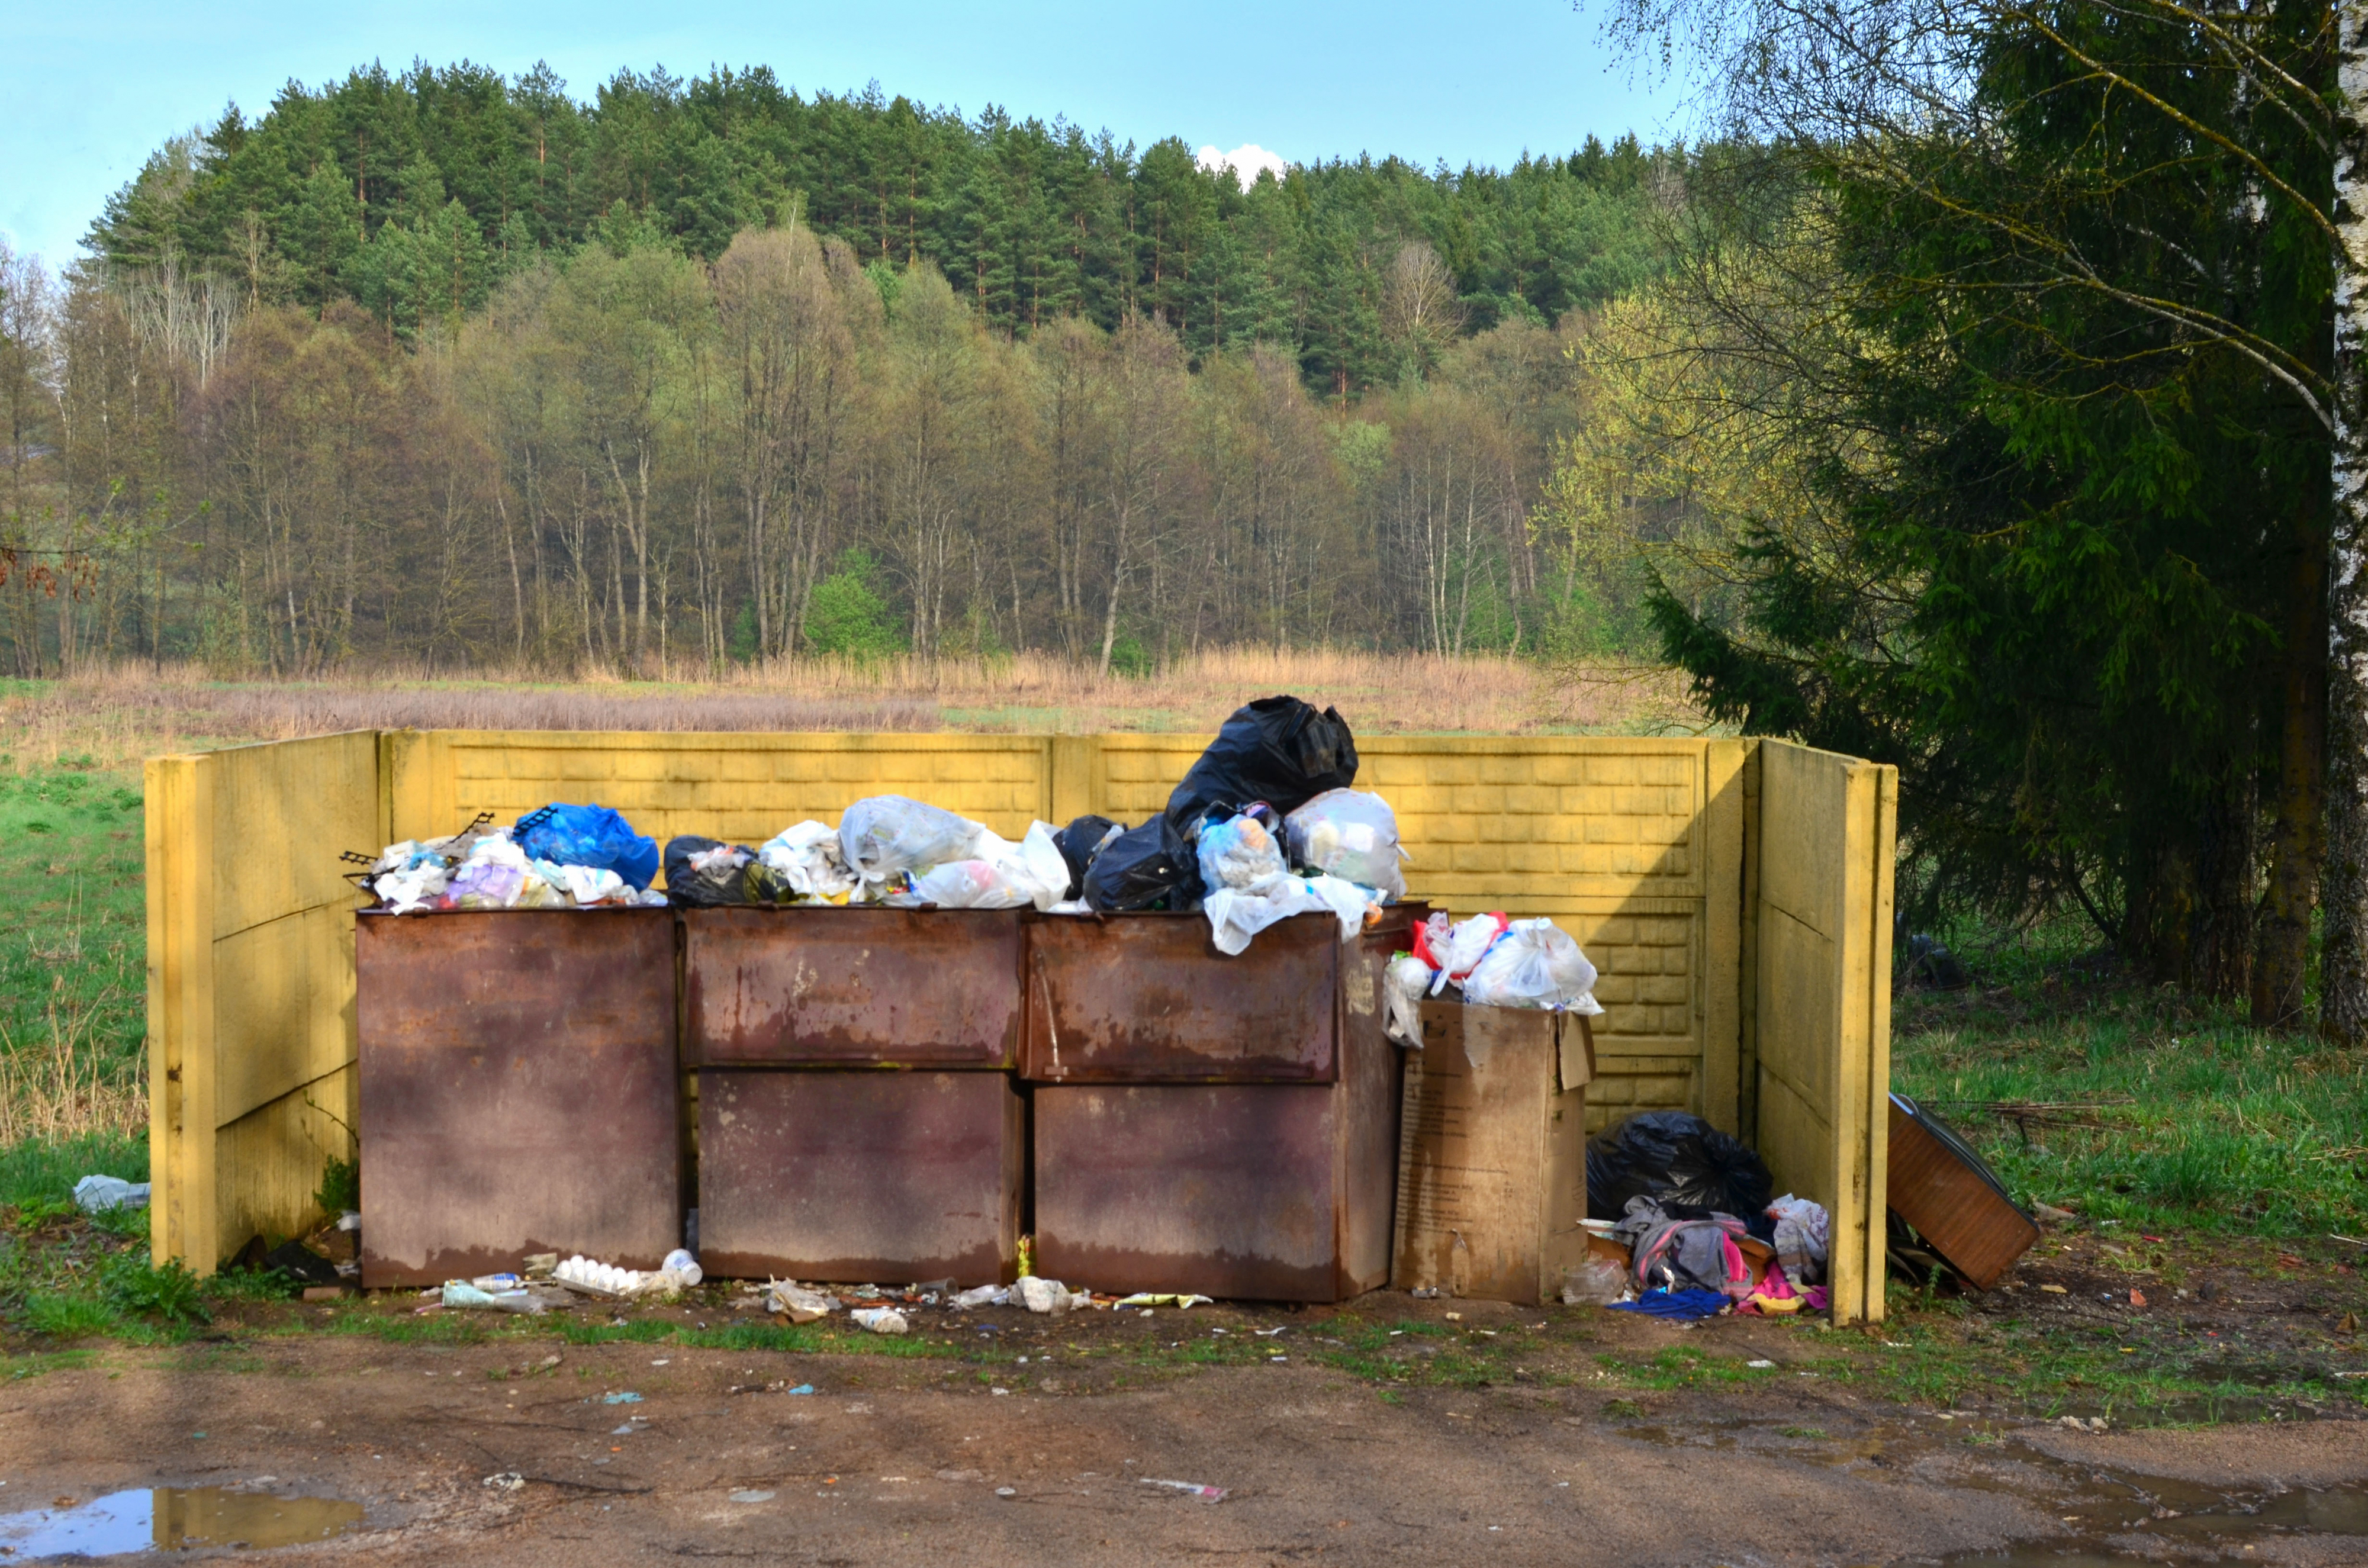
[729,1489,776,1504]
[602,1392,642,1405]
[951,1284,1008,1309]
[1114,1293,1213,1309]
[763,1280,838,1322]
[481,1472,525,1492]
[1141,1478,1229,1502]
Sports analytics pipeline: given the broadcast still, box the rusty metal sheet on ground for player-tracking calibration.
[1034,1083,1345,1302]
[1022,911,1337,1083]
[356,909,680,1288]
[682,907,1024,1067]
[699,1069,1021,1284]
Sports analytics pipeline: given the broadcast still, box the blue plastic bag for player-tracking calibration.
[515,803,659,891]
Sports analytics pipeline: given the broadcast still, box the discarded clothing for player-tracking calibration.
[1608,1289,1730,1321]
[1614,1196,1752,1299]
[1766,1193,1830,1286]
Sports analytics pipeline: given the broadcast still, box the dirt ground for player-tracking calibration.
[2,1286,2364,1567]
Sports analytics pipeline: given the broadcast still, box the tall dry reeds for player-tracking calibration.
[0,979,146,1145]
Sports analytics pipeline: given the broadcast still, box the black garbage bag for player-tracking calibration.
[1163,696,1358,828]
[663,835,796,908]
[1052,814,1122,901]
[1586,1111,1774,1223]
[1082,815,1205,913]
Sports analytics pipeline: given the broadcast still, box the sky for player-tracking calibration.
[1,0,1685,269]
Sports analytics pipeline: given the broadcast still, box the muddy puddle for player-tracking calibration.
[1603,1415,2368,1564]
[0,1486,364,1557]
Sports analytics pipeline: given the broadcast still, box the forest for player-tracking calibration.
[0,62,1675,675]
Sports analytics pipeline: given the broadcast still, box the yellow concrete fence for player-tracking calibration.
[145,730,1896,1321]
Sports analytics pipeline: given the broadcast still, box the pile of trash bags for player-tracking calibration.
[351,695,1604,1009]
[362,804,668,913]
[1563,1111,1833,1321]
[1380,909,1606,1044]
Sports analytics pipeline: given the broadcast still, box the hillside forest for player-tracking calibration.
[0,64,1678,676]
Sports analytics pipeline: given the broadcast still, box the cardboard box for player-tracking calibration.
[1391,1000,1594,1305]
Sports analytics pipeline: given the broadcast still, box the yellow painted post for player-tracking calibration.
[1737,741,1763,1147]
[1049,736,1099,825]
[1826,759,1880,1326]
[1860,763,1899,1324]
[1701,740,1749,1135]
[145,755,218,1273]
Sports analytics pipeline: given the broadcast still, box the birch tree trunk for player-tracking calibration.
[2324,0,2368,1042]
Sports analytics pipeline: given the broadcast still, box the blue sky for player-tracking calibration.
[1,1,1682,268]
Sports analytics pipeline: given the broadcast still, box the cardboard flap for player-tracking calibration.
[1557,1013,1597,1092]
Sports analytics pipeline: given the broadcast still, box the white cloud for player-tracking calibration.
[1195,143,1291,189]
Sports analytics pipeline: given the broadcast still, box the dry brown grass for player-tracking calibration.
[2,649,1700,772]
[0,980,146,1145]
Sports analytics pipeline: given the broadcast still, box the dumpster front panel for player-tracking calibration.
[1034,1083,1344,1300]
[682,907,1024,1067]
[698,1068,1022,1283]
[1022,912,1337,1083]
[356,909,681,1287]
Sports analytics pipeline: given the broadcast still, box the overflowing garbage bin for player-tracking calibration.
[681,907,1027,1283]
[1027,906,1421,1302]
[355,907,683,1288]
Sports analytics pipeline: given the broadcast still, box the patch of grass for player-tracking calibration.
[0,766,147,1145]
[0,1133,147,1210]
[1894,920,2368,1237]
[22,1292,126,1339]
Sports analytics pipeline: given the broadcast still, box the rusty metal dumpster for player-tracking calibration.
[355,907,682,1288]
[681,907,1026,1283]
[1028,906,1418,1302]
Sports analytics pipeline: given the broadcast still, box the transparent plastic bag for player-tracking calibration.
[1561,1252,1630,1306]
[893,858,1038,910]
[1284,789,1406,900]
[1197,813,1286,892]
[1460,917,1603,1011]
[836,796,986,893]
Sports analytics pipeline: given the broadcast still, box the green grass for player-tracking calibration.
[1893,922,2368,1236]
[0,762,148,1136]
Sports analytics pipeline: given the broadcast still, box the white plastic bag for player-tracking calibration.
[1428,912,1510,995]
[758,821,857,900]
[1459,917,1604,1012]
[1561,1252,1629,1306]
[836,796,986,893]
[1285,789,1407,900]
[895,858,1037,909]
[1196,813,1286,892]
[1202,871,1373,957]
[1384,952,1433,1046]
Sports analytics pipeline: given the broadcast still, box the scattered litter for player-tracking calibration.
[1253,1326,1286,1337]
[602,1392,642,1405]
[951,1284,1008,1309]
[995,1486,1017,1498]
[1746,1360,1775,1369]
[990,1387,1011,1396]
[1561,1254,1628,1306]
[2057,1415,2109,1433]
[852,1307,910,1335]
[554,1254,691,1299]
[764,1280,839,1322]
[72,1176,150,1214]
[1141,1478,1229,1503]
[1015,1276,1088,1315]
[729,1490,776,1504]
[2129,1289,2147,1308]
[1114,1293,1212,1309]
[481,1473,525,1492]
[2038,1284,2068,1295]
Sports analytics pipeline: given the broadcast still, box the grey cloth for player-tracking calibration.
[1614,1194,1745,1295]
